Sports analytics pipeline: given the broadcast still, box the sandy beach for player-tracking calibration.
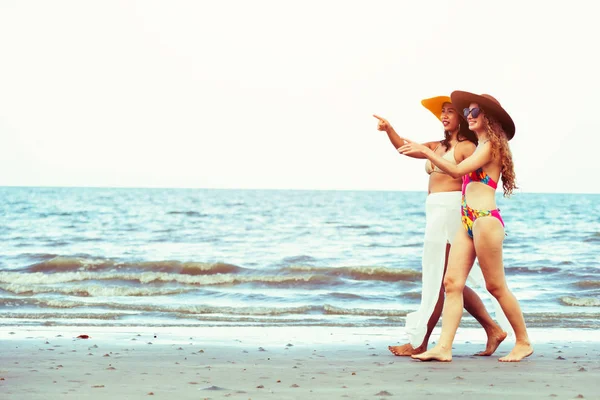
[1,326,598,399]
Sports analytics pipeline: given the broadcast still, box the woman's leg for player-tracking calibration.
[418,244,450,349]
[412,228,477,361]
[388,285,443,356]
[472,217,533,361]
[389,242,484,356]
[444,192,507,355]
[462,284,507,355]
[418,243,507,355]
[389,240,449,356]
[390,196,448,356]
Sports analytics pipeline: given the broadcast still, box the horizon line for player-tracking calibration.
[1,184,598,196]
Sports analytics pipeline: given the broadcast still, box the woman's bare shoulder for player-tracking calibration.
[456,140,477,158]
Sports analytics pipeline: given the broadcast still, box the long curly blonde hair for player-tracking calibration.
[483,114,517,197]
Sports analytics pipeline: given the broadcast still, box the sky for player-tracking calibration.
[1,0,599,194]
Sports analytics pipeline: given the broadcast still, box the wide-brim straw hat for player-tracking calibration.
[421,96,452,122]
[450,91,515,140]
[421,95,472,138]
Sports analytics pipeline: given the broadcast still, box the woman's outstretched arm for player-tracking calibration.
[374,114,439,159]
[398,141,492,178]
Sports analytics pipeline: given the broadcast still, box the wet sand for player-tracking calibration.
[1,326,598,399]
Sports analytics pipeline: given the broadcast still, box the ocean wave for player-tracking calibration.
[520,311,600,328]
[0,283,196,297]
[401,292,422,300]
[460,311,600,329]
[46,240,70,247]
[505,266,562,274]
[32,299,323,315]
[0,312,126,320]
[0,317,398,328]
[323,305,407,316]
[18,253,60,262]
[0,271,339,287]
[280,266,420,282]
[326,292,364,300]
[281,255,318,264]
[524,311,600,319]
[341,224,370,230]
[573,280,600,289]
[559,296,600,307]
[136,261,243,275]
[7,263,420,286]
[583,232,600,243]
[0,318,597,329]
[364,243,401,249]
[167,211,206,217]
[20,298,409,318]
[27,256,115,272]
[24,257,244,275]
[38,211,89,218]
[364,231,391,237]
[2,302,600,329]
[0,313,326,325]
[0,297,33,307]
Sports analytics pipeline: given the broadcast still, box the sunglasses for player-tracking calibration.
[463,107,482,118]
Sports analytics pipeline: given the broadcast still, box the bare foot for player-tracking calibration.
[411,346,452,362]
[474,330,508,356]
[388,343,425,356]
[498,342,533,362]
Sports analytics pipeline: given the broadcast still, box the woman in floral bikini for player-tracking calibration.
[399,91,533,362]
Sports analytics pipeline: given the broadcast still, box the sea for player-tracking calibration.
[1,187,598,330]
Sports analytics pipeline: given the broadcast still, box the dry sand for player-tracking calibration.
[1,326,598,399]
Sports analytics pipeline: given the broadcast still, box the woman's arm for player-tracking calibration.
[398,140,492,178]
[455,140,477,162]
[374,114,439,159]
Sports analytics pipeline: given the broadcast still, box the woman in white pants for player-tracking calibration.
[374,96,509,356]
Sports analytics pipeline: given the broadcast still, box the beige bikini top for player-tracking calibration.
[425,145,456,175]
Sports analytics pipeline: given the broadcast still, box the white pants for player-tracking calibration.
[404,191,511,347]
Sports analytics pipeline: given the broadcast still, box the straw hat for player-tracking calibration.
[450,91,515,140]
[421,95,472,139]
[421,96,452,122]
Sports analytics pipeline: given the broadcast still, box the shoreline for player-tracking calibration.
[1,326,599,399]
[2,325,599,344]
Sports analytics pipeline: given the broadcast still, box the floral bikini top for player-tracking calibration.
[462,168,498,194]
[462,140,498,193]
